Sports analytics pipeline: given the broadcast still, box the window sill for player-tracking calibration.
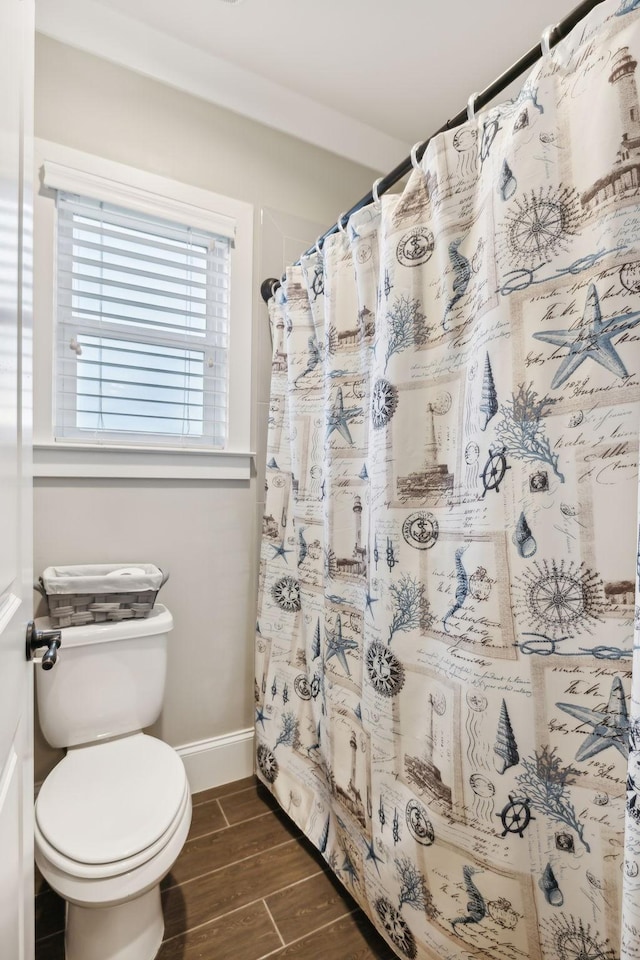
[33,443,254,481]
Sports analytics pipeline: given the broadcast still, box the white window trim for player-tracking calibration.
[33,139,254,480]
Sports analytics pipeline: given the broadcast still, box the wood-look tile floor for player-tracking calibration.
[35,776,396,960]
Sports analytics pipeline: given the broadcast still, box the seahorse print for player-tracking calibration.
[294,335,321,386]
[297,526,308,567]
[451,866,487,933]
[443,546,469,633]
[443,238,471,329]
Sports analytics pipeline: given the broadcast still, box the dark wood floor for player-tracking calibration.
[35,776,396,959]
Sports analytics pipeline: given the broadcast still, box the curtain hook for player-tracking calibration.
[372,177,383,204]
[467,92,479,122]
[337,212,348,234]
[410,141,423,170]
[541,24,556,58]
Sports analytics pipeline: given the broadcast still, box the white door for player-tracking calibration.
[0,0,35,957]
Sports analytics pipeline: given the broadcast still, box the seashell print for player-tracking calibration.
[494,699,519,774]
[539,863,564,906]
[500,159,517,200]
[513,512,537,558]
[479,353,498,430]
[513,109,529,131]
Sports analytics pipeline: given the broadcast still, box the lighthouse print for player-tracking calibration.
[582,45,640,208]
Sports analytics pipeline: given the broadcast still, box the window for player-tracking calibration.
[34,141,253,478]
[56,194,230,447]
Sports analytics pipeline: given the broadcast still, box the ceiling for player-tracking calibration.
[36,0,586,171]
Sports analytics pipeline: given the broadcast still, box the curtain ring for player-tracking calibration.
[410,141,423,170]
[372,177,383,204]
[467,92,479,122]
[541,24,556,58]
[270,280,279,298]
[314,235,324,257]
[337,212,348,234]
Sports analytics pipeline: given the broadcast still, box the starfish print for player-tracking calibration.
[255,706,270,729]
[363,838,384,875]
[533,283,640,389]
[326,387,362,445]
[341,852,359,886]
[325,614,359,676]
[271,540,293,563]
[556,674,629,761]
[365,589,379,619]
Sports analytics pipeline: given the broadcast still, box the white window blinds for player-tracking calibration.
[55,192,231,447]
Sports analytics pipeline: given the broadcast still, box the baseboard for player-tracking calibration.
[176,727,255,794]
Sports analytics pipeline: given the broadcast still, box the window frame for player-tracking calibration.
[33,139,254,480]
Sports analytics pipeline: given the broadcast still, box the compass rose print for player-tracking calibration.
[374,897,417,959]
[502,185,582,267]
[371,378,399,429]
[547,915,616,960]
[256,744,279,783]
[514,559,603,639]
[365,642,406,697]
[271,575,301,612]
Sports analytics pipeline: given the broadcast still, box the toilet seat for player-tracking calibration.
[36,733,189,879]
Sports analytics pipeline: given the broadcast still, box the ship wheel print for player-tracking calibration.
[481,446,510,497]
[310,265,324,300]
[365,642,406,697]
[497,793,535,838]
[375,897,417,959]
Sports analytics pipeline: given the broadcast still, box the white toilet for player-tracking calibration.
[34,604,192,960]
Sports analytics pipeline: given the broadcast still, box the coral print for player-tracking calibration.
[256,3,640,958]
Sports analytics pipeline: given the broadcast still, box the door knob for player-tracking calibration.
[26,621,62,670]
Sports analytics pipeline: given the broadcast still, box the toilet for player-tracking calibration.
[34,604,192,960]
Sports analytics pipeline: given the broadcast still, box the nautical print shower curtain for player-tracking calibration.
[255,2,640,957]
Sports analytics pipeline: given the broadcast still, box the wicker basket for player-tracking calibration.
[35,564,169,628]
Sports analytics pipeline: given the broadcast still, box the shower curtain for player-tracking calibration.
[255,2,640,957]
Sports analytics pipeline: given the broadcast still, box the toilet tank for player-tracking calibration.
[35,605,173,749]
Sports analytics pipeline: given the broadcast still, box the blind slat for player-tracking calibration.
[64,256,209,289]
[61,238,212,276]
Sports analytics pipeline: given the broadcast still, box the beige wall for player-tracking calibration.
[33,35,379,783]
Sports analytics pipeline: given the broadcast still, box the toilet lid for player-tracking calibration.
[36,734,187,865]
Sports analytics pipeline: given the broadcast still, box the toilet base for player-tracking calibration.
[65,884,164,960]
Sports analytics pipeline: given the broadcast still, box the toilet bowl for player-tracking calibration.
[34,606,192,960]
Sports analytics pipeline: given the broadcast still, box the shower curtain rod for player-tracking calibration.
[260,0,605,304]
